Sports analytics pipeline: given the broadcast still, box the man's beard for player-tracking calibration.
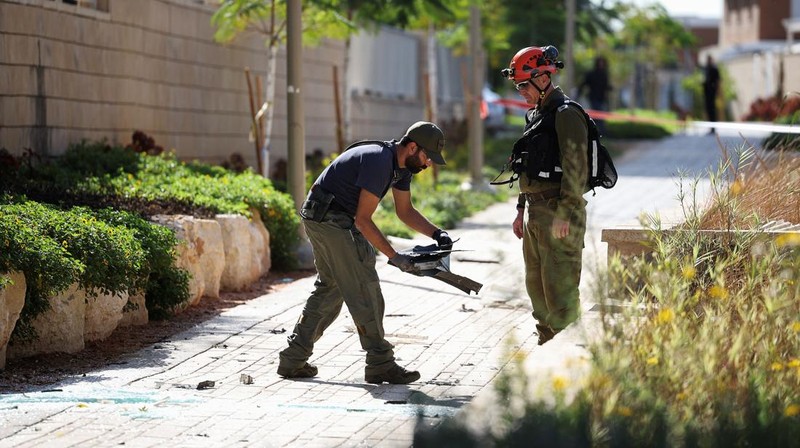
[405,155,427,174]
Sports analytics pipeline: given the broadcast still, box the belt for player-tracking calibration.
[309,184,353,217]
[328,199,351,215]
[523,189,561,204]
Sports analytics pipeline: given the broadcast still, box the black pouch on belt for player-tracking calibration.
[300,185,335,222]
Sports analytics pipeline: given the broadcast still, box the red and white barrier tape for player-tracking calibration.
[491,98,800,135]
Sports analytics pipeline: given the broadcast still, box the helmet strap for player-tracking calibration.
[534,75,552,105]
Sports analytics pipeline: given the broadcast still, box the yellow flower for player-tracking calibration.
[617,406,633,417]
[709,285,728,300]
[792,322,800,333]
[676,392,688,401]
[646,356,659,365]
[775,233,800,248]
[553,376,568,392]
[788,359,800,368]
[730,180,744,196]
[785,404,800,417]
[682,265,696,279]
[657,308,674,324]
[771,362,784,371]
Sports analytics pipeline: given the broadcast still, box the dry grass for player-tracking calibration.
[699,149,800,229]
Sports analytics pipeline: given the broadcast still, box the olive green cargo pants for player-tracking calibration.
[522,198,586,331]
[278,212,396,375]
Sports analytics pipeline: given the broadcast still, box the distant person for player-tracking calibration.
[703,55,721,134]
[579,56,612,135]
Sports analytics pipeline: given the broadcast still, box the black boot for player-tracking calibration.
[536,324,558,345]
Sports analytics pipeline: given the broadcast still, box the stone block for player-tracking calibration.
[7,284,86,359]
[118,293,148,328]
[1,97,35,127]
[216,211,271,292]
[600,228,654,260]
[216,214,259,292]
[84,290,128,342]
[0,272,26,370]
[151,215,225,305]
[250,208,272,276]
[0,66,37,96]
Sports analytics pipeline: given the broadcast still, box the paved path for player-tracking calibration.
[0,130,768,447]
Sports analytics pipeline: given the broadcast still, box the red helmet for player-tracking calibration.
[502,45,563,82]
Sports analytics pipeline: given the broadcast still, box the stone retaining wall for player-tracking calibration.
[0,213,271,368]
[602,224,800,262]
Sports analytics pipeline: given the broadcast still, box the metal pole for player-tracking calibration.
[468,2,484,189]
[564,0,576,95]
[286,0,314,268]
[286,0,305,213]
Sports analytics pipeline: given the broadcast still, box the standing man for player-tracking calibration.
[578,56,612,135]
[502,45,588,345]
[277,121,453,384]
[703,55,721,134]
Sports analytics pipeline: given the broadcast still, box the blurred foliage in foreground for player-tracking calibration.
[415,146,800,446]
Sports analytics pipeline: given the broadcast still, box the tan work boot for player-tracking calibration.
[277,362,318,379]
[365,363,420,384]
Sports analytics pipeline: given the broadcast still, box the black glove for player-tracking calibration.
[389,253,419,274]
[432,229,453,250]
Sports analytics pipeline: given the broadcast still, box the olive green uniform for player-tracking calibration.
[278,211,396,376]
[519,87,588,332]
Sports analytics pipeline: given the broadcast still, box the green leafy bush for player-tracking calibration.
[1,196,192,334]
[763,110,800,151]
[107,154,300,269]
[605,118,671,139]
[373,170,508,238]
[92,208,190,320]
[4,142,301,270]
[0,200,84,340]
[0,198,149,340]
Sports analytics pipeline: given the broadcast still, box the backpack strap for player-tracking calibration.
[344,139,391,151]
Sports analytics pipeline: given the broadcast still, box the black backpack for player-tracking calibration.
[565,100,618,192]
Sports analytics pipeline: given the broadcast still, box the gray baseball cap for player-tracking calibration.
[404,121,446,165]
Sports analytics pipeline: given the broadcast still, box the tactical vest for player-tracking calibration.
[510,102,567,184]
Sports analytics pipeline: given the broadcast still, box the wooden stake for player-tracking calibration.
[333,65,345,153]
[423,73,439,185]
[245,67,263,175]
[256,75,265,150]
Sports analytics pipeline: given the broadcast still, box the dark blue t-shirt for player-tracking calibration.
[315,140,413,215]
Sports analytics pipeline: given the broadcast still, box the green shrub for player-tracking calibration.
[111,154,300,269]
[1,197,151,341]
[446,135,516,175]
[3,142,301,270]
[59,139,141,178]
[92,208,190,320]
[0,199,85,340]
[763,111,800,151]
[605,119,671,139]
[373,170,508,238]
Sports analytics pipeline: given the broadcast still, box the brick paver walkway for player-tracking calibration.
[0,130,766,447]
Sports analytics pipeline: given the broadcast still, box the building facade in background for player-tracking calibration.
[0,0,467,176]
[713,0,800,118]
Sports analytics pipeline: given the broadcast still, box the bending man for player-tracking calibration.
[277,121,453,384]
